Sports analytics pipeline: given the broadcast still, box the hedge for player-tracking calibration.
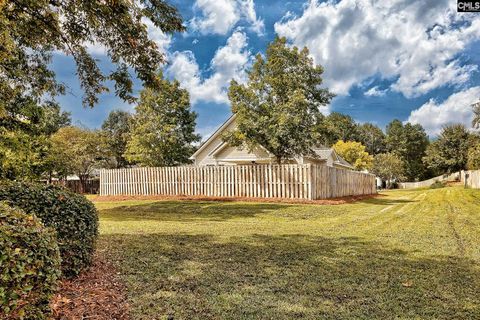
[0,182,98,277]
[0,203,61,319]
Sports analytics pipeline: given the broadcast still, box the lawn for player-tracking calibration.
[95,186,480,319]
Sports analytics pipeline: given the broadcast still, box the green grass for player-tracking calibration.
[95,187,480,319]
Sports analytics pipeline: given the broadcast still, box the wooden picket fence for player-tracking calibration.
[398,172,460,189]
[460,170,480,189]
[99,164,376,200]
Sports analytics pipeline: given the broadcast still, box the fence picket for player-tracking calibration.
[99,164,376,199]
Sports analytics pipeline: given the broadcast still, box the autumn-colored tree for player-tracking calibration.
[332,140,373,171]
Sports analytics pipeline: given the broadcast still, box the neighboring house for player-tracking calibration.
[190,115,354,170]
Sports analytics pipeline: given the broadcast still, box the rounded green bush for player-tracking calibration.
[0,182,98,277]
[0,203,61,319]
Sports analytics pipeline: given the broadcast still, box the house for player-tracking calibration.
[190,115,354,169]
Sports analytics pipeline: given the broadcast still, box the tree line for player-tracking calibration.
[1,15,479,190]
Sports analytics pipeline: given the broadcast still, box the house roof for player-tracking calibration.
[190,114,354,169]
[190,114,237,160]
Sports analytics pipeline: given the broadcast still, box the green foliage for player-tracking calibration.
[0,203,61,319]
[1,0,184,109]
[320,112,359,147]
[467,143,480,170]
[385,120,429,181]
[0,102,71,181]
[0,182,98,277]
[430,181,446,189]
[371,153,406,189]
[225,37,334,163]
[423,124,472,174]
[50,126,109,188]
[125,76,200,166]
[356,123,386,155]
[102,110,133,168]
[332,140,373,171]
[1,0,184,181]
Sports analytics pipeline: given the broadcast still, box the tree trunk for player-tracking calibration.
[78,174,88,194]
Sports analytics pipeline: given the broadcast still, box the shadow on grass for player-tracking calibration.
[99,233,480,320]
[100,201,293,222]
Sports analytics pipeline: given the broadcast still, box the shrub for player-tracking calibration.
[430,181,446,189]
[0,203,61,319]
[0,182,98,277]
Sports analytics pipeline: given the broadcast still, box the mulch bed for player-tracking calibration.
[51,254,129,320]
[90,193,380,205]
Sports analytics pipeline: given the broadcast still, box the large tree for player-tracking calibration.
[371,153,406,189]
[385,120,429,181]
[102,110,132,168]
[1,0,183,180]
[332,140,373,171]
[356,123,386,155]
[423,124,473,174]
[1,0,184,109]
[125,77,200,166]
[224,37,334,163]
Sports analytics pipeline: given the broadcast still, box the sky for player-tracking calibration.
[51,0,480,139]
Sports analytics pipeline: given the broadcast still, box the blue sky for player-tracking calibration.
[52,0,480,138]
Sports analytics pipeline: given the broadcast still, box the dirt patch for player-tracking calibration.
[51,253,129,320]
[90,193,380,205]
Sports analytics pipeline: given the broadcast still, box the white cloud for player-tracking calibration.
[407,86,480,136]
[191,0,264,35]
[275,0,480,97]
[364,86,387,97]
[167,31,252,104]
[143,18,172,54]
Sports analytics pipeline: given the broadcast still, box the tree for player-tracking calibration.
[371,153,406,189]
[332,140,373,171]
[385,120,429,181]
[102,110,132,168]
[50,126,108,192]
[467,144,480,170]
[0,102,71,180]
[320,112,359,146]
[423,124,472,174]
[356,123,386,155]
[224,37,335,163]
[1,0,183,181]
[125,77,200,166]
[1,0,184,109]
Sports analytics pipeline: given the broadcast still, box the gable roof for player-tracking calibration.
[190,114,354,169]
[190,114,237,160]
